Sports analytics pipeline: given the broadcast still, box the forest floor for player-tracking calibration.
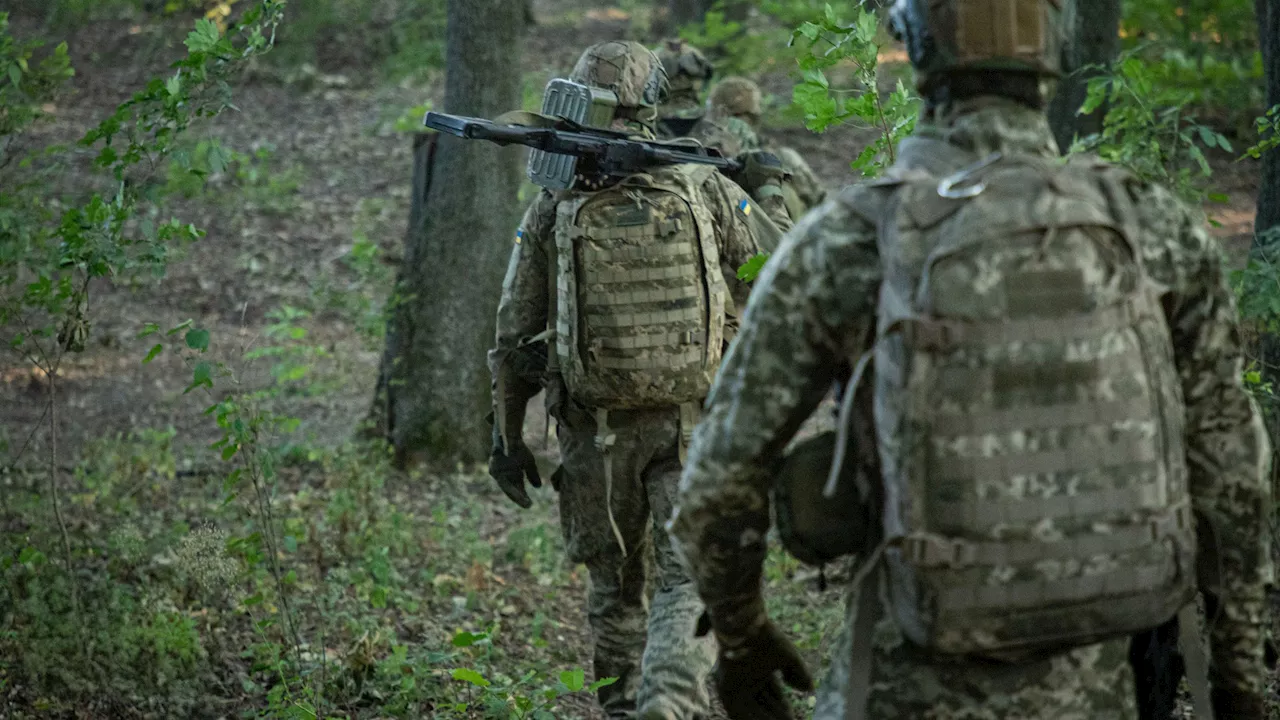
[0,1,1264,719]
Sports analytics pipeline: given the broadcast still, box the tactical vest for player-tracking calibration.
[553,165,728,410]
[867,140,1196,659]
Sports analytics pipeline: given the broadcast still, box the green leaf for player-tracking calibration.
[1196,125,1217,149]
[736,253,770,282]
[185,18,222,54]
[143,343,164,364]
[8,63,21,89]
[166,72,182,97]
[587,676,619,692]
[451,630,488,648]
[185,361,214,393]
[560,668,585,692]
[1207,192,1230,204]
[450,668,490,687]
[185,328,210,352]
[371,586,388,609]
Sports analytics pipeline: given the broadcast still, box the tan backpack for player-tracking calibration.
[868,141,1197,660]
[552,164,728,410]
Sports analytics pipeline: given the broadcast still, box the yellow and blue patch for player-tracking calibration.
[738,199,752,217]
[515,228,525,244]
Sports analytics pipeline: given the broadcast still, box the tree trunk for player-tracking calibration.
[1048,0,1121,153]
[668,0,717,28]
[367,0,524,467]
[1257,0,1280,236]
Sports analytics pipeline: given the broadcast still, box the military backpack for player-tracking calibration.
[861,139,1197,660]
[552,164,728,410]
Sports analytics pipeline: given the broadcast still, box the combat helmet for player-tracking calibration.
[656,39,714,102]
[888,0,1065,95]
[570,40,670,130]
[708,76,763,125]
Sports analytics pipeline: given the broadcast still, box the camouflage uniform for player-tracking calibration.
[669,98,1272,718]
[489,42,787,716]
[705,76,828,218]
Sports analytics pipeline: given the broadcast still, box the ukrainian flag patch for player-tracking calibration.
[515,229,524,244]
[738,199,752,216]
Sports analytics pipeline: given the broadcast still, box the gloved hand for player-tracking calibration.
[698,610,814,720]
[730,150,787,196]
[488,424,541,509]
[1211,687,1267,720]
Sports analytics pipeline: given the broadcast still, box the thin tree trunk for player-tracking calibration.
[368,0,524,467]
[1256,0,1280,236]
[668,0,716,28]
[1048,0,1121,152]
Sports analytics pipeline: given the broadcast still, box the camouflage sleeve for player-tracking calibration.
[487,192,556,437]
[669,194,881,644]
[1140,185,1273,698]
[702,173,785,314]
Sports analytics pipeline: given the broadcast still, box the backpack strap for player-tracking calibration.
[1177,602,1216,720]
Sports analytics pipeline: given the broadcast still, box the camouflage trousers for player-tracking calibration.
[554,404,716,720]
[813,581,1139,720]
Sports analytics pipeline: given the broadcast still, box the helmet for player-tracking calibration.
[570,41,670,110]
[708,76,763,123]
[655,39,714,99]
[888,0,1065,93]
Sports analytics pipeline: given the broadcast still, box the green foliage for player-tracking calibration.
[790,3,919,176]
[680,0,860,77]
[1071,49,1233,204]
[270,0,446,80]
[739,3,919,282]
[1119,0,1262,128]
[1241,104,1280,160]
[1,2,285,372]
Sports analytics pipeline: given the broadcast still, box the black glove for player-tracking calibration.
[1211,687,1267,720]
[488,423,541,509]
[699,611,814,720]
[731,150,787,196]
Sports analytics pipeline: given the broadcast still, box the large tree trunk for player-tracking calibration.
[367,0,524,467]
[1048,0,1121,152]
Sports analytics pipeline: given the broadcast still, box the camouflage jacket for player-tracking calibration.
[669,98,1272,698]
[488,164,787,430]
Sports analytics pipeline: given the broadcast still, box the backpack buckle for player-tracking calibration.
[905,320,956,352]
[903,534,975,568]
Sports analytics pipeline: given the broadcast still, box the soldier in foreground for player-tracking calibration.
[669,1,1272,719]
[655,39,715,139]
[486,41,787,720]
[704,76,828,219]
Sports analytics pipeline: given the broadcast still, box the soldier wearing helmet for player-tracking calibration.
[487,40,789,720]
[670,1,1270,719]
[704,76,828,219]
[654,39,715,138]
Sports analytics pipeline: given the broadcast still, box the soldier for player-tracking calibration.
[486,41,788,720]
[706,76,828,219]
[655,39,715,139]
[669,1,1272,720]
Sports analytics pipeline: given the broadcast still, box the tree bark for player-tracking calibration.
[1257,0,1280,237]
[1048,0,1121,153]
[668,0,717,28]
[367,0,524,467]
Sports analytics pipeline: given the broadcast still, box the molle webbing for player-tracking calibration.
[930,483,1167,527]
[899,296,1143,349]
[938,563,1175,611]
[552,171,723,409]
[906,503,1189,568]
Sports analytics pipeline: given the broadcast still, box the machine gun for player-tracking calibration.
[423,110,744,190]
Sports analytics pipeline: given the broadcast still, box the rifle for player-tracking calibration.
[423,111,744,190]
